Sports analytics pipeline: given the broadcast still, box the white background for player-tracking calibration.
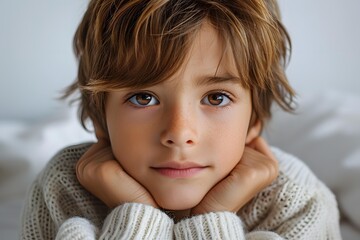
[0,0,359,121]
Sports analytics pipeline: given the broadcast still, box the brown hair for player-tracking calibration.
[64,0,295,133]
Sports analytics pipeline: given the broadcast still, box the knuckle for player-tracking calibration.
[76,159,113,184]
[94,162,112,179]
[242,167,259,181]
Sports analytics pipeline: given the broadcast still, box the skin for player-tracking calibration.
[76,22,278,219]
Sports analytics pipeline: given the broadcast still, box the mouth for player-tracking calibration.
[151,161,208,178]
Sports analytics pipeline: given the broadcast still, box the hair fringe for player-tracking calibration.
[63,0,296,132]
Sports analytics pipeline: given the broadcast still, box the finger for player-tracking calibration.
[249,137,279,181]
[76,142,116,183]
[77,143,105,174]
[93,121,109,141]
[249,137,276,161]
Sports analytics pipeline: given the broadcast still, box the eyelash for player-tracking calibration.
[125,90,233,108]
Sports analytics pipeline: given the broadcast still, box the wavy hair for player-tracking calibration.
[64,0,295,132]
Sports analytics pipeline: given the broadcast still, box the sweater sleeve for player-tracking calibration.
[173,212,284,240]
[55,203,174,240]
[174,211,245,239]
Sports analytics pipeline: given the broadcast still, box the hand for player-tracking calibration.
[76,129,158,209]
[191,137,278,215]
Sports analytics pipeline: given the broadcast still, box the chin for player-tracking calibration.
[152,189,206,211]
[156,197,201,211]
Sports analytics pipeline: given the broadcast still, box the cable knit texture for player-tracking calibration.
[20,143,342,239]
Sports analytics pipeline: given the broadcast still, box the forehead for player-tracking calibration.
[172,21,240,83]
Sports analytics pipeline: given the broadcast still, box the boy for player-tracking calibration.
[20,0,342,239]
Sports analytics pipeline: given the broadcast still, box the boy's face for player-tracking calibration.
[106,22,259,210]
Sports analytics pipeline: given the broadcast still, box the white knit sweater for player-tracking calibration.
[20,143,342,239]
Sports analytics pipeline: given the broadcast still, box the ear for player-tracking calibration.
[245,120,262,144]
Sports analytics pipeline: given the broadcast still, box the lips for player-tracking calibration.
[151,161,207,178]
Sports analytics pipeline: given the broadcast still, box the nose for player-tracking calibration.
[160,105,198,148]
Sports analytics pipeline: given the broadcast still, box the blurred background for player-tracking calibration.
[0,0,359,121]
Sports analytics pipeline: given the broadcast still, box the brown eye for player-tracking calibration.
[202,93,231,106]
[128,93,159,106]
[208,94,223,105]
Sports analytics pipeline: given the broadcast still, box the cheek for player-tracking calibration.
[208,114,249,176]
[106,113,155,172]
[217,129,246,173]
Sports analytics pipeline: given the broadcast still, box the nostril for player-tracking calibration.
[165,139,193,145]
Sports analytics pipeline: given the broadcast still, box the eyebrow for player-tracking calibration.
[196,75,242,86]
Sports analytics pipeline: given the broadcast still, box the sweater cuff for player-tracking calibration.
[55,217,98,240]
[100,203,173,239]
[174,211,245,239]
